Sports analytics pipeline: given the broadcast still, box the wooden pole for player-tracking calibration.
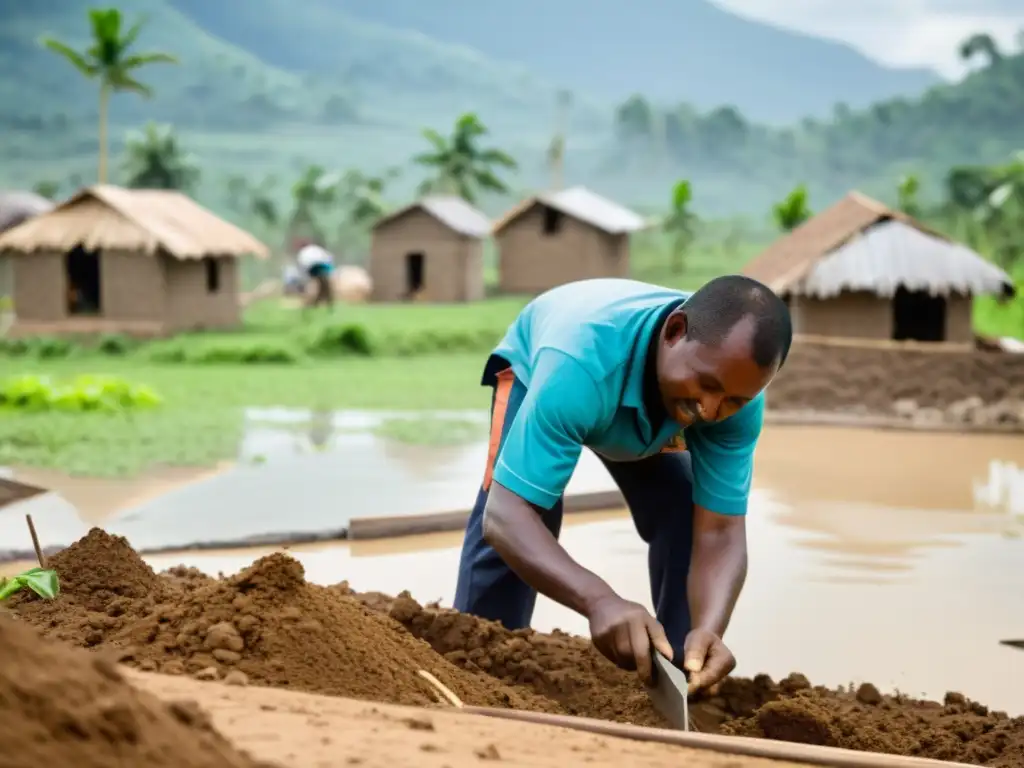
[458,706,974,768]
[25,514,45,568]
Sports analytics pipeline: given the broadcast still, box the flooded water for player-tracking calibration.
[1,413,1022,715]
[0,409,613,554]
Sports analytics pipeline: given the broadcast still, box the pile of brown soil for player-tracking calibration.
[11,529,179,648]
[113,551,556,712]
[357,591,1024,766]
[355,588,666,726]
[720,681,1024,767]
[13,529,1024,767]
[0,613,272,768]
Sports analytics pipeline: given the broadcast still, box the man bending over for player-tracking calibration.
[454,276,792,691]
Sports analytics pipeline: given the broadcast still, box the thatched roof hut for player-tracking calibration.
[0,185,267,259]
[744,191,1013,344]
[0,185,268,336]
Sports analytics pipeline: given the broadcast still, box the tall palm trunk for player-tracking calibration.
[98,83,111,183]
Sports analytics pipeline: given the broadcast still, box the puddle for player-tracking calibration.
[1,418,1022,713]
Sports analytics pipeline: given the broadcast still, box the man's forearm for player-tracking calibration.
[483,482,615,617]
[687,509,748,636]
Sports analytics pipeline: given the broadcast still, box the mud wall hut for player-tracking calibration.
[493,186,646,294]
[743,191,1013,344]
[0,185,268,336]
[0,191,54,303]
[368,196,489,303]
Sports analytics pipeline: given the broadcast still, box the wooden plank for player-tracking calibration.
[0,477,48,511]
[346,490,625,541]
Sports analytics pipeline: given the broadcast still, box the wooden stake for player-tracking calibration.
[417,670,463,708]
[25,515,45,568]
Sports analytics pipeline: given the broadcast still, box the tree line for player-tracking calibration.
[34,6,1024,286]
[612,33,1024,183]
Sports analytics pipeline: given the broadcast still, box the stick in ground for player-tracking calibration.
[25,514,45,568]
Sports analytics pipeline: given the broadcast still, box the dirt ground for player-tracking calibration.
[6,528,1024,767]
[131,670,799,768]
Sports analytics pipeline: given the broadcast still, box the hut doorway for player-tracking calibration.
[404,252,424,299]
[892,287,945,342]
[65,245,102,315]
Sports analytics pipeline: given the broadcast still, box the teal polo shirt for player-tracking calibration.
[490,278,764,515]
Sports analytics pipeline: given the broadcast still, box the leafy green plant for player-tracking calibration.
[304,322,376,357]
[772,184,813,232]
[0,374,162,412]
[0,567,59,601]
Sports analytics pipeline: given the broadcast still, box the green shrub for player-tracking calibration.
[146,338,302,364]
[0,374,163,412]
[304,322,375,357]
[0,338,30,357]
[96,333,138,356]
[146,341,188,363]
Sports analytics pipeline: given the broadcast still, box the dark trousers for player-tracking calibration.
[453,366,694,662]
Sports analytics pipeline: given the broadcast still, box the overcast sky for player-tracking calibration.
[712,0,1024,77]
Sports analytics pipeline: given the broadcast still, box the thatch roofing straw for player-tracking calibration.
[0,185,268,259]
[744,191,1013,298]
[0,191,54,234]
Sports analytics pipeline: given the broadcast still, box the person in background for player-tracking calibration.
[294,237,335,310]
[453,276,792,693]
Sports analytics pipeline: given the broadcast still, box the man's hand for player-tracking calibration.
[682,627,736,692]
[587,594,674,683]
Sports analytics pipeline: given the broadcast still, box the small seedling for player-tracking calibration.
[0,567,59,601]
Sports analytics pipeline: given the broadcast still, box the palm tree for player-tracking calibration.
[897,174,921,218]
[959,33,1002,68]
[226,174,281,232]
[289,165,341,244]
[773,185,813,232]
[339,168,398,229]
[40,8,177,183]
[413,112,517,203]
[122,123,200,191]
[663,180,699,274]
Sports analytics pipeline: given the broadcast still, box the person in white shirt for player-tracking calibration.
[294,238,335,309]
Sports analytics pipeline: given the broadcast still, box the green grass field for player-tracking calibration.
[0,354,488,476]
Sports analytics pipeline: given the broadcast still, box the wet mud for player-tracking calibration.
[11,529,1024,767]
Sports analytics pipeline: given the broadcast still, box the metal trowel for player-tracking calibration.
[648,649,690,731]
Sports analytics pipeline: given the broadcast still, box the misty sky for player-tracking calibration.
[712,0,1024,77]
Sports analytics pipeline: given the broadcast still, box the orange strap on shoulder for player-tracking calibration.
[482,368,515,491]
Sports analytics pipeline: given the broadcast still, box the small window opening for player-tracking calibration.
[542,206,563,235]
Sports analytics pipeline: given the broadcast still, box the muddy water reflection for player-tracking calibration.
[129,425,1024,715]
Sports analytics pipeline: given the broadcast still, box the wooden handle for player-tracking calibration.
[417,670,464,708]
[458,706,973,768]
